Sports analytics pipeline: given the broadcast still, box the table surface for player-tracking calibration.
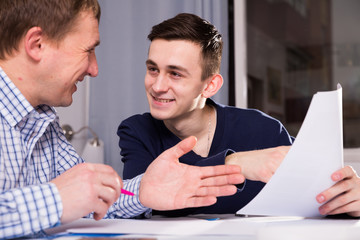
[43,214,360,240]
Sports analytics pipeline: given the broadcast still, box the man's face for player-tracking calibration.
[145,39,208,121]
[38,11,100,107]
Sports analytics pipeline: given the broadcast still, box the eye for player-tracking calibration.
[86,48,95,55]
[170,71,182,79]
[147,66,159,76]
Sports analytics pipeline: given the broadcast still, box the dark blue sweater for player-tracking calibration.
[117,99,293,216]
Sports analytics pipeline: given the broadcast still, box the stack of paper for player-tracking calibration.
[237,85,344,217]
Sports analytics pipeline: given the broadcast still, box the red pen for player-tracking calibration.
[121,188,135,196]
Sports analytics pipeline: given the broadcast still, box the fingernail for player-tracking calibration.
[317,195,325,203]
[333,173,340,181]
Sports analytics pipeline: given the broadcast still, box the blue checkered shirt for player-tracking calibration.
[0,67,150,239]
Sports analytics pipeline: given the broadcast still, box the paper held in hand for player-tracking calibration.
[237,84,344,217]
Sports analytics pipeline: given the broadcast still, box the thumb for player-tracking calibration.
[171,136,197,159]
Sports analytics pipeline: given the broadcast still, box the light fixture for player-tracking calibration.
[62,124,104,164]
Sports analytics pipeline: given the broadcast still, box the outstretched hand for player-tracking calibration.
[139,136,244,210]
[225,146,290,183]
[317,165,360,217]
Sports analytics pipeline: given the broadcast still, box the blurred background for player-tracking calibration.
[57,0,360,176]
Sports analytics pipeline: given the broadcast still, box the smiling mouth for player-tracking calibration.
[153,96,175,103]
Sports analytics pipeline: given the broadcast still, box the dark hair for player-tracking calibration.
[0,0,101,60]
[148,13,223,81]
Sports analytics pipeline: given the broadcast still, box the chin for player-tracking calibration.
[58,98,73,107]
[150,110,170,121]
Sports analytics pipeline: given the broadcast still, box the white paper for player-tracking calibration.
[46,215,301,236]
[46,215,360,238]
[237,86,344,217]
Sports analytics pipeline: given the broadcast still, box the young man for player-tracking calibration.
[0,2,244,239]
[118,13,360,217]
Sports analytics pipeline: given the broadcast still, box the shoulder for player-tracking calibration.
[215,101,281,125]
[118,112,162,137]
[211,100,286,135]
[121,112,154,126]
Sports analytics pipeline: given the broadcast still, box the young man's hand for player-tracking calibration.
[225,146,290,183]
[317,166,360,217]
[139,136,245,210]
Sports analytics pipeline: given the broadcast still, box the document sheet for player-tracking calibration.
[237,86,344,217]
[46,215,360,238]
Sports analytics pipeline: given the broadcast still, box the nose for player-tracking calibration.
[87,52,99,77]
[152,73,169,93]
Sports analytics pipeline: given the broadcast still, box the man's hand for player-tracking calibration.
[51,163,122,223]
[317,166,360,217]
[225,146,290,183]
[139,136,244,210]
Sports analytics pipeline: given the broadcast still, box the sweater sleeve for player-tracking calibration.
[117,117,159,180]
[193,150,231,166]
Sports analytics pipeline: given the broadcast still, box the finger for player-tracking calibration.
[326,201,360,216]
[318,191,349,215]
[196,185,238,197]
[160,136,197,160]
[199,164,242,179]
[173,136,197,158]
[323,199,360,217]
[201,173,245,186]
[317,169,358,205]
[92,198,111,220]
[318,180,360,215]
[185,196,217,208]
[317,179,354,205]
[96,171,123,197]
[96,184,120,206]
[331,166,356,182]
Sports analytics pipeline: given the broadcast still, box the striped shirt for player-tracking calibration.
[0,67,150,239]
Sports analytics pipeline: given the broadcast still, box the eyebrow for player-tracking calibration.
[146,59,190,76]
[146,59,157,66]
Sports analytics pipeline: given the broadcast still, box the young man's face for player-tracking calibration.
[145,39,208,121]
[37,10,100,107]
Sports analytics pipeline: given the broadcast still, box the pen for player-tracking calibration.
[121,188,135,196]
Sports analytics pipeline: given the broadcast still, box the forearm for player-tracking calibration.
[0,183,62,239]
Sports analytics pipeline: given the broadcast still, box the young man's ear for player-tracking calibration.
[24,27,44,62]
[202,74,223,98]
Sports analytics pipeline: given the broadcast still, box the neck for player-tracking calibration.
[164,103,216,157]
[0,56,38,107]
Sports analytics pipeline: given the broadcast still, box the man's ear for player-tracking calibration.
[24,27,44,62]
[202,74,223,98]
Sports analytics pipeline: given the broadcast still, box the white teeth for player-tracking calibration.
[155,97,173,103]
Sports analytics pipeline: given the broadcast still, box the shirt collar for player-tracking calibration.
[0,66,56,127]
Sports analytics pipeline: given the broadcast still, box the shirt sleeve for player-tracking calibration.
[104,174,152,219]
[0,183,62,239]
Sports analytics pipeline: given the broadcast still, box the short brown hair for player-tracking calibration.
[0,0,101,60]
[148,13,223,81]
